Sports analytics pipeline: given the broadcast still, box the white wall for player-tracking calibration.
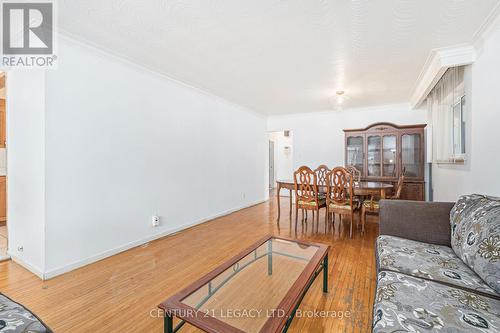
[267,104,427,173]
[8,35,267,278]
[6,71,46,277]
[431,22,500,201]
[8,20,499,278]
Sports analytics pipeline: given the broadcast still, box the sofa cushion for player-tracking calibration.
[363,201,379,209]
[0,293,52,333]
[376,235,498,297]
[328,202,351,210]
[450,194,500,294]
[298,197,326,207]
[373,271,500,332]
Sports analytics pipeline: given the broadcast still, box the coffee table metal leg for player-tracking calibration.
[323,254,328,293]
[282,258,328,332]
[164,313,173,333]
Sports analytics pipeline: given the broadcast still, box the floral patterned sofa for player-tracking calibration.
[0,293,52,332]
[373,194,500,332]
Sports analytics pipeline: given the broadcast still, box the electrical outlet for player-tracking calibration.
[151,216,160,227]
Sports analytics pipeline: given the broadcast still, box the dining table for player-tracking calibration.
[275,179,394,222]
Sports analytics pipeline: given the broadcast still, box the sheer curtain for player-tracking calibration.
[427,66,465,162]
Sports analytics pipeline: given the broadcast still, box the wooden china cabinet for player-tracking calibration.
[344,122,426,201]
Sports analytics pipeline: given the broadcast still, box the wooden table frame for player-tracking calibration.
[276,180,393,222]
[158,235,330,333]
[276,181,295,222]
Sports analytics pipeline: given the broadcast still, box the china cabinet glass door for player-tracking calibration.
[401,133,422,178]
[367,136,381,177]
[382,135,397,177]
[346,136,364,175]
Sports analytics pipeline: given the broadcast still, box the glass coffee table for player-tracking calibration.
[158,235,330,333]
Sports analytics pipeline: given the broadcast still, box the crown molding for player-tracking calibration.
[472,1,500,51]
[411,3,500,109]
[410,45,476,109]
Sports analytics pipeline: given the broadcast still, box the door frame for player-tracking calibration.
[268,140,275,190]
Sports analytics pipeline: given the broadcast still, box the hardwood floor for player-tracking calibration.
[0,197,379,332]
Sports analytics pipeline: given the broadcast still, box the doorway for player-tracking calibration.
[0,72,7,261]
[268,140,275,190]
[268,130,293,197]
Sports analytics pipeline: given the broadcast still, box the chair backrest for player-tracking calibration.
[293,166,319,204]
[345,165,361,183]
[326,167,353,206]
[314,164,330,187]
[393,173,405,199]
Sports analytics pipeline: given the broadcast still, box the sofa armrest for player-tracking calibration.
[379,200,455,247]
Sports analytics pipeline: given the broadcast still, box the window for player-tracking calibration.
[427,66,466,163]
[452,95,466,157]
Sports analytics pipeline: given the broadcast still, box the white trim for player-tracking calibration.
[0,254,11,262]
[8,253,45,279]
[267,103,412,121]
[411,3,500,110]
[410,45,476,109]
[472,1,500,50]
[42,198,267,280]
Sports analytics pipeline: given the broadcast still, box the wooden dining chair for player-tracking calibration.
[345,165,363,217]
[325,167,358,238]
[294,166,326,227]
[301,164,329,221]
[346,165,361,183]
[314,164,330,190]
[361,173,405,233]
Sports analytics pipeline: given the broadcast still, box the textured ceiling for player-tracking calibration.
[58,0,499,114]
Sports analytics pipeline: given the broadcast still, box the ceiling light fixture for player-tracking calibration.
[329,90,349,110]
[335,90,345,104]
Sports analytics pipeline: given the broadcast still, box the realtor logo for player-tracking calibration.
[1,0,57,68]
